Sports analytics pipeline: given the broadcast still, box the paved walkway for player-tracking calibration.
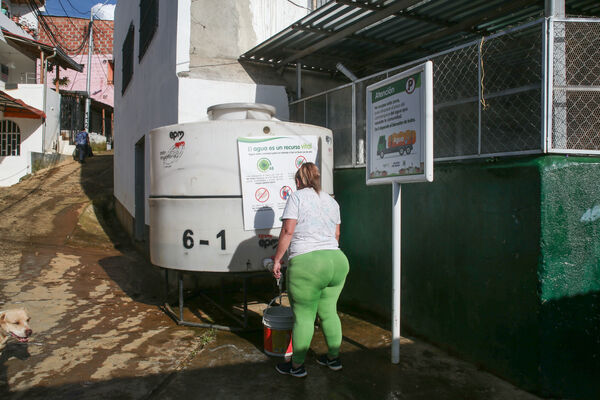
[0,154,541,399]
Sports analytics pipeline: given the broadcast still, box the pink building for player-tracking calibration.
[37,15,114,108]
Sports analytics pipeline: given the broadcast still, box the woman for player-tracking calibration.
[272,162,349,378]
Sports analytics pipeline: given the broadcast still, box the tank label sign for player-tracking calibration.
[160,130,186,168]
[366,61,434,185]
[238,136,318,230]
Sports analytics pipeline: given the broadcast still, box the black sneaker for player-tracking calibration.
[276,361,307,378]
[316,355,342,371]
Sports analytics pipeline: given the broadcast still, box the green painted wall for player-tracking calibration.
[333,169,392,317]
[538,156,600,399]
[334,156,600,399]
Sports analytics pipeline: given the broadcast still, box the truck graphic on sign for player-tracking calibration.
[377,130,416,158]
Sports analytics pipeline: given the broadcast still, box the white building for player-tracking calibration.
[113,0,339,240]
[0,6,82,186]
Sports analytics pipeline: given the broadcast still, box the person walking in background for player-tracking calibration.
[75,130,89,164]
[272,162,349,378]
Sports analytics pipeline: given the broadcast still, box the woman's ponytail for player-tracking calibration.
[295,162,321,193]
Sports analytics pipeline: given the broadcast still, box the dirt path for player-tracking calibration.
[0,154,206,399]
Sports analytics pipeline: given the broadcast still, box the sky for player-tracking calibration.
[43,0,117,20]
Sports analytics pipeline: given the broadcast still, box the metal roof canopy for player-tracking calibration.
[1,30,84,72]
[240,0,600,77]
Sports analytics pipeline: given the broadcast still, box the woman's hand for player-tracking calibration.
[272,219,297,280]
[272,260,282,279]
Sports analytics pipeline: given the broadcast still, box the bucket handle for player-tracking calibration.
[268,292,288,307]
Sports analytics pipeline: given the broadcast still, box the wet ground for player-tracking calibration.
[0,153,543,399]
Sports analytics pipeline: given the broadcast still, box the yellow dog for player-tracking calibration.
[0,308,32,353]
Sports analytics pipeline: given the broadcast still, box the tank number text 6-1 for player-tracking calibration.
[182,229,226,250]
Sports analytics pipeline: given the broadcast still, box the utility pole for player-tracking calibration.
[84,13,93,132]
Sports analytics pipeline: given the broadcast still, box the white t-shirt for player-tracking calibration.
[281,188,340,259]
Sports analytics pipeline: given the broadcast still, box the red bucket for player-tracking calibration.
[262,298,293,357]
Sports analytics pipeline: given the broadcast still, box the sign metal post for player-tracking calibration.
[366,61,434,364]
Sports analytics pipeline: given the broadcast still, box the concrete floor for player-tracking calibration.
[0,153,543,399]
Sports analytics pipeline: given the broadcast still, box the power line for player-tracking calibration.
[64,0,88,15]
[44,15,90,53]
[68,52,86,91]
[93,51,109,81]
[26,0,90,53]
[56,0,85,31]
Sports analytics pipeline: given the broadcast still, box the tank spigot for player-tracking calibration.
[263,258,274,272]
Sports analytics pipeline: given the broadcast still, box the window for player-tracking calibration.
[0,120,21,156]
[122,24,134,94]
[107,60,114,85]
[139,0,158,61]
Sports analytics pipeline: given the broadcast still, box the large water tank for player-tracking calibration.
[149,103,334,272]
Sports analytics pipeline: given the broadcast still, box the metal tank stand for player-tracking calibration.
[163,269,269,332]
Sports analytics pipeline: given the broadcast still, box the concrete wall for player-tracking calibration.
[249,0,309,44]
[113,0,180,221]
[178,77,289,122]
[0,114,40,186]
[0,85,60,186]
[11,84,61,151]
[188,0,307,63]
[184,0,316,115]
[30,151,70,173]
[334,156,600,399]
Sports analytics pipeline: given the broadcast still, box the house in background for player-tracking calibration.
[38,15,114,107]
[37,14,114,149]
[0,1,82,186]
[38,12,114,150]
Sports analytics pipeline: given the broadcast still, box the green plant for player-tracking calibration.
[90,142,107,152]
[198,329,217,347]
[52,76,70,87]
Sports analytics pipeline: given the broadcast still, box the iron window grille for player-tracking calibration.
[0,119,21,157]
[139,0,158,61]
[122,23,134,94]
[60,94,84,144]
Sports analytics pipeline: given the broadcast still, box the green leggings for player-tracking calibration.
[287,249,349,364]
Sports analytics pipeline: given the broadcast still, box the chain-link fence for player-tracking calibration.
[291,18,600,168]
[550,19,600,153]
[290,19,546,167]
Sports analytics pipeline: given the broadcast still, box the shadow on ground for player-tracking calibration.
[4,340,536,400]
[0,343,30,393]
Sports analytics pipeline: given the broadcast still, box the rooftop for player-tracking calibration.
[240,0,600,78]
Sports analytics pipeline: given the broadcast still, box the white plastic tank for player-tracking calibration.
[149,103,334,272]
